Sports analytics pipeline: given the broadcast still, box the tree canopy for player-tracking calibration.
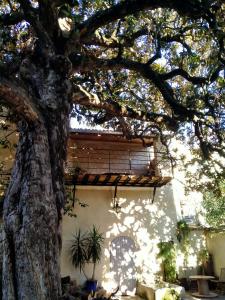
[0,1,225,298]
[0,0,224,155]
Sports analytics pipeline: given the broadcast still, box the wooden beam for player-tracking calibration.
[64,173,171,187]
[92,175,100,185]
[112,175,121,185]
[131,175,143,185]
[122,175,131,185]
[148,177,161,187]
[102,174,112,185]
[140,178,151,186]
[69,131,154,145]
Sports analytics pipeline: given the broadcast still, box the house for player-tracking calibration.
[0,125,224,294]
[65,129,171,188]
[61,129,205,293]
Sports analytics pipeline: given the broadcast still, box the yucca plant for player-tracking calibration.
[86,225,104,280]
[70,229,89,279]
[70,226,104,281]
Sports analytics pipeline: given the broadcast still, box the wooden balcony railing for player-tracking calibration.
[66,148,158,176]
[65,146,172,187]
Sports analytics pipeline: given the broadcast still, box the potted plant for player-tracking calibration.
[70,229,88,276]
[70,226,104,293]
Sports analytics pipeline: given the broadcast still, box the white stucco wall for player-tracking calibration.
[207,233,225,277]
[0,127,208,288]
[61,183,206,289]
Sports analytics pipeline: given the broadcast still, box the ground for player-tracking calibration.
[184,293,225,300]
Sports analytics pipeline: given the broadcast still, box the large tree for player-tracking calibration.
[0,0,224,299]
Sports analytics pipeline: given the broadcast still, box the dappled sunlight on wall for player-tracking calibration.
[177,230,207,278]
[61,185,206,291]
[101,186,178,288]
[207,232,225,277]
[61,185,175,285]
[109,236,136,295]
[170,140,204,224]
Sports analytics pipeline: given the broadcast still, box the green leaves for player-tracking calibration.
[0,0,224,195]
[157,241,177,283]
[203,179,225,228]
[70,226,104,279]
[162,289,180,300]
[217,77,225,88]
[86,225,104,265]
[70,229,88,272]
[176,220,190,243]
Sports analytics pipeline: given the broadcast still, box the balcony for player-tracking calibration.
[65,130,172,187]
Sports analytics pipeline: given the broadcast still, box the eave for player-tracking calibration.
[65,173,171,187]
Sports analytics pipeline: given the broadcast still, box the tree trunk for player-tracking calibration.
[2,116,68,299]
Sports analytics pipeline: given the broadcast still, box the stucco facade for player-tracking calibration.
[0,125,221,291]
[61,181,206,291]
[207,233,225,277]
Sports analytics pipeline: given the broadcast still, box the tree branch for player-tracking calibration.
[76,0,213,39]
[160,34,192,54]
[160,66,223,84]
[18,0,53,51]
[0,77,39,122]
[83,28,149,48]
[69,54,201,119]
[72,85,178,131]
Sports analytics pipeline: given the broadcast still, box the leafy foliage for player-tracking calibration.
[157,241,177,283]
[86,226,104,265]
[176,220,190,265]
[64,185,88,218]
[70,229,88,273]
[70,226,104,280]
[162,289,180,300]
[176,220,190,244]
[203,179,225,228]
[0,0,225,296]
[197,249,210,274]
[197,249,209,265]
[0,1,224,187]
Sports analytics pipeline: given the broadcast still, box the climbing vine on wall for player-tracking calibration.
[157,241,177,283]
[176,220,190,265]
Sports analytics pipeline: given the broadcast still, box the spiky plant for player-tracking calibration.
[70,226,104,280]
[86,225,104,280]
[70,229,88,279]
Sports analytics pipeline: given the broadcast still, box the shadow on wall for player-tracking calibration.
[102,185,177,288]
[61,184,205,292]
[109,236,136,295]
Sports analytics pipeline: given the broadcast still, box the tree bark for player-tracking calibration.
[1,53,72,299]
[2,114,69,299]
